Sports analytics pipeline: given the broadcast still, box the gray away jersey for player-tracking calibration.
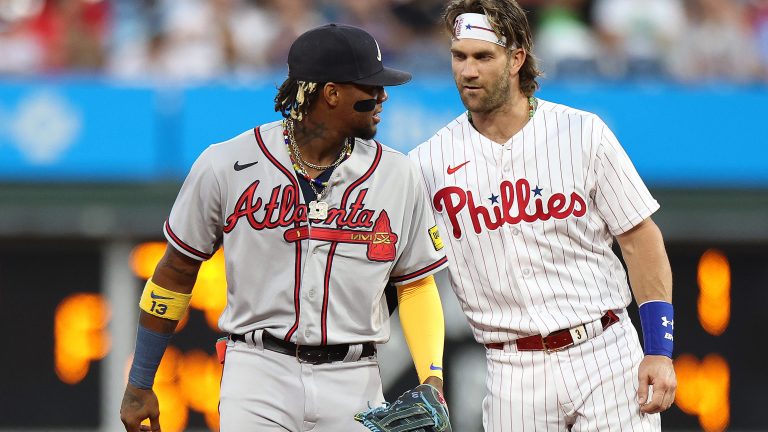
[165,120,448,345]
[409,100,659,344]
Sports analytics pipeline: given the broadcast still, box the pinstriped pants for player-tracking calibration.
[483,311,661,431]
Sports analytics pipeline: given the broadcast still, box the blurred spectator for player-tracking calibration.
[0,1,45,75]
[149,0,274,80]
[388,0,450,73]
[261,0,325,68]
[107,0,165,78]
[670,0,761,82]
[535,0,600,79]
[3,0,768,83]
[110,0,304,81]
[749,0,768,79]
[322,0,400,62]
[592,0,686,78]
[28,0,109,73]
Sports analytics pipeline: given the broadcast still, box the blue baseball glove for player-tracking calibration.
[354,384,452,432]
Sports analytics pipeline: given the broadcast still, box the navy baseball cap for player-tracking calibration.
[287,24,412,86]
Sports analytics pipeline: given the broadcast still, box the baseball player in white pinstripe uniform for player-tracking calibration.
[120,24,451,432]
[410,1,677,430]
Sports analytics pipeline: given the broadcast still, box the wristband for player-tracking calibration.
[139,279,192,321]
[638,301,674,358]
[128,325,172,389]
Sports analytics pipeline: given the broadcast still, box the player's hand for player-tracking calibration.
[423,375,448,407]
[120,383,161,432]
[423,375,444,396]
[637,355,677,414]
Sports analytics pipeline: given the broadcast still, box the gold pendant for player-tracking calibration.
[308,200,328,220]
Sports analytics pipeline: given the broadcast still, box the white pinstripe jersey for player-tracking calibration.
[409,100,659,344]
[165,120,448,345]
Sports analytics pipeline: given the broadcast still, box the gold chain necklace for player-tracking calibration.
[286,119,351,171]
[283,119,353,220]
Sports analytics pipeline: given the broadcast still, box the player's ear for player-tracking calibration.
[322,82,341,108]
[509,48,526,76]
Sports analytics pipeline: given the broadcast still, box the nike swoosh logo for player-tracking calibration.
[234,160,258,171]
[446,160,470,175]
[430,363,443,371]
[150,291,174,300]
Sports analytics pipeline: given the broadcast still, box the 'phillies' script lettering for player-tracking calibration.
[223,181,375,232]
[433,178,587,238]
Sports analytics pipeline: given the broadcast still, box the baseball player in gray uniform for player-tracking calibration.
[120,24,450,432]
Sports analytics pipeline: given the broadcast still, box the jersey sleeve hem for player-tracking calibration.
[163,220,213,261]
[389,256,449,286]
[610,201,661,236]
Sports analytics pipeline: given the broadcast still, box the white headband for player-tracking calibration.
[453,13,507,47]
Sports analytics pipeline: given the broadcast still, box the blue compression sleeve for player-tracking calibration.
[128,325,172,389]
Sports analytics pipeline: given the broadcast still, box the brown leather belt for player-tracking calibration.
[230,331,376,364]
[486,310,620,352]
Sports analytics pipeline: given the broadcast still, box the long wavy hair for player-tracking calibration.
[443,0,542,97]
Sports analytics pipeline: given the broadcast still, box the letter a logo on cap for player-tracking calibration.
[375,40,382,61]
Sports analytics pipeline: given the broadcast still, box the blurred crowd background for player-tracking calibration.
[1,0,768,82]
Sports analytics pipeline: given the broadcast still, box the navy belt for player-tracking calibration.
[230,331,376,364]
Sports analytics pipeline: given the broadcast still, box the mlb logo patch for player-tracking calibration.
[429,226,444,251]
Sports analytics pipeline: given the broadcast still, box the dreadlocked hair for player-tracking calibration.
[274,78,324,121]
[443,0,542,97]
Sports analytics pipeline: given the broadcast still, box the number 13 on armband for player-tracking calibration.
[150,301,168,316]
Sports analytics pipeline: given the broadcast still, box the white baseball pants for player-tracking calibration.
[483,310,661,431]
[219,330,384,431]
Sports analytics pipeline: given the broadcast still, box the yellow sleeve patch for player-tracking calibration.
[429,226,444,251]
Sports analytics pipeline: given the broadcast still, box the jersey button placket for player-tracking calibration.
[502,143,512,175]
[491,143,504,173]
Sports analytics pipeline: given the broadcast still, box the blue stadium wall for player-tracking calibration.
[1,78,766,188]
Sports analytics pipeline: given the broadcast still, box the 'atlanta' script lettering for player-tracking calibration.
[223,181,375,233]
[433,178,587,238]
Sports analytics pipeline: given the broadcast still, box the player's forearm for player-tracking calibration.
[138,311,179,334]
[617,218,672,304]
[397,275,446,384]
[129,246,203,389]
[619,218,676,359]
